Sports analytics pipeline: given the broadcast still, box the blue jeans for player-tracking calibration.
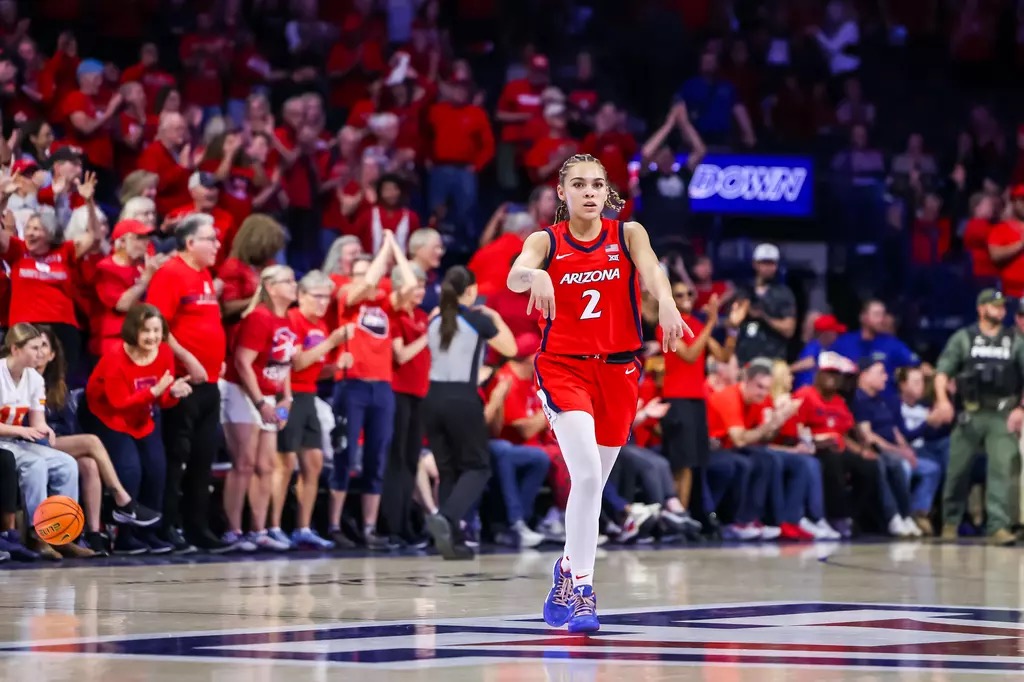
[901,452,943,514]
[745,447,824,524]
[703,450,755,523]
[4,439,78,522]
[877,453,912,518]
[915,437,950,481]
[489,439,550,525]
[428,165,477,241]
[331,380,396,493]
[81,400,166,511]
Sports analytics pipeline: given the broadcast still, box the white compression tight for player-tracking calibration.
[551,410,620,587]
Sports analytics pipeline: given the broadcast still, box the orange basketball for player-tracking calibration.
[32,495,84,545]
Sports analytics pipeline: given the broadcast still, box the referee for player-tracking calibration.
[423,266,516,559]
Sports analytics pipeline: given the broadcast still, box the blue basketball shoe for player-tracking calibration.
[542,558,574,627]
[567,585,600,633]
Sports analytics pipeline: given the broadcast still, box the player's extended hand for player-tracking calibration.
[526,270,556,320]
[658,297,689,351]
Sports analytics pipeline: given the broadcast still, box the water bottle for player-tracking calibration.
[276,406,289,422]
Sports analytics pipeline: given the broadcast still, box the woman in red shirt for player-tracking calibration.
[219,214,286,342]
[659,282,746,516]
[271,270,353,550]
[80,304,191,554]
[220,264,298,553]
[0,174,102,380]
[382,262,431,546]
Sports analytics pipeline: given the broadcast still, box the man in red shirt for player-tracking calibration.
[963,192,998,285]
[426,74,495,244]
[62,59,122,199]
[580,102,637,193]
[138,112,193,216]
[524,103,578,185]
[988,184,1024,297]
[121,42,176,113]
[146,214,228,554]
[166,171,237,268]
[496,54,549,156]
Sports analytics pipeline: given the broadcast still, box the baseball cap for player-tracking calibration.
[76,59,104,78]
[48,145,82,165]
[514,333,541,359]
[858,353,887,373]
[752,243,780,262]
[977,288,1006,306]
[818,351,857,374]
[188,171,218,191]
[813,313,847,335]
[111,219,156,241]
[11,159,37,175]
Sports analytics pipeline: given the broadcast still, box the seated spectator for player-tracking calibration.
[276,270,352,551]
[831,123,886,185]
[962,192,999,283]
[78,306,188,555]
[221,265,298,553]
[734,244,797,364]
[831,298,920,396]
[706,359,803,540]
[36,326,161,555]
[706,355,739,394]
[894,366,950,536]
[0,323,89,560]
[0,447,36,561]
[910,193,952,266]
[93,219,165,356]
[792,313,846,388]
[1,176,101,381]
[853,358,939,537]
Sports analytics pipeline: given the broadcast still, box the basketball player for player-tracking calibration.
[507,154,688,633]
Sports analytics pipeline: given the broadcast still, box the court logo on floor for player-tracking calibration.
[4,602,1024,672]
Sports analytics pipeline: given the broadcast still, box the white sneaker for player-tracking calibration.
[538,518,566,543]
[617,504,654,543]
[249,530,290,552]
[512,521,544,548]
[726,523,763,541]
[759,524,782,541]
[902,516,923,538]
[799,517,832,540]
[813,518,842,540]
[596,534,608,547]
[888,515,908,537]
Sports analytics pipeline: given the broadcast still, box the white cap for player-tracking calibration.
[818,351,856,374]
[752,243,780,262]
[543,102,566,119]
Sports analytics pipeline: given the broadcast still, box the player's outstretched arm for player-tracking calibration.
[623,221,691,350]
[507,231,556,320]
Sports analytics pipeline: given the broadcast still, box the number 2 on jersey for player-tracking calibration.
[581,289,602,320]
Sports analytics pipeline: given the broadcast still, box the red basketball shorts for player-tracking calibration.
[534,353,642,447]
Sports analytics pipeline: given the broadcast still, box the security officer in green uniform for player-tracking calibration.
[932,289,1024,546]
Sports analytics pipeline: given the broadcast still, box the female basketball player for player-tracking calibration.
[507,153,688,633]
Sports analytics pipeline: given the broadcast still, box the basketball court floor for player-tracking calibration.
[0,541,1021,680]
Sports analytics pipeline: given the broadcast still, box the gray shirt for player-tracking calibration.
[428,306,497,388]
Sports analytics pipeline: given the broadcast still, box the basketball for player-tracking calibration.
[32,496,85,545]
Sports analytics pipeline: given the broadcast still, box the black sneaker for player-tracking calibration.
[365,530,399,551]
[186,528,234,554]
[140,530,174,554]
[112,500,162,528]
[84,531,110,557]
[159,527,197,555]
[113,531,149,555]
[329,529,357,549]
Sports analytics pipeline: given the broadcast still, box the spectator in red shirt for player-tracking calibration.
[425,74,495,243]
[468,211,536,299]
[219,214,286,347]
[524,103,578,185]
[146,214,228,553]
[226,31,275,127]
[910,192,952,266]
[381,263,431,545]
[178,12,228,119]
[121,43,176,115]
[93,220,164,357]
[62,59,122,191]
[963,192,999,283]
[329,231,416,550]
[167,172,237,267]
[1,174,101,381]
[275,270,353,550]
[987,184,1024,297]
[137,112,193,217]
[580,102,636,193]
[114,81,150,181]
[351,173,421,254]
[200,132,271,228]
[220,264,298,553]
[660,285,744,513]
[80,304,190,554]
[691,255,734,311]
[496,54,549,155]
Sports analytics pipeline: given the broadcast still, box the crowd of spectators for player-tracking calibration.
[0,0,1018,562]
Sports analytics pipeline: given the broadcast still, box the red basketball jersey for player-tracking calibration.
[539,218,643,355]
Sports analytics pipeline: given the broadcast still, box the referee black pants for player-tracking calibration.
[423,384,491,528]
[380,392,424,539]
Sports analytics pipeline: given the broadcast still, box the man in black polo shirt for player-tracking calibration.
[735,243,797,363]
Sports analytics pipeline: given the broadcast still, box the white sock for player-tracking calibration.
[553,411,604,588]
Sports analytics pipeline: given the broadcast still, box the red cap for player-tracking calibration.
[514,333,541,359]
[1011,184,1024,200]
[10,159,37,175]
[813,313,847,335]
[111,219,156,241]
[530,54,550,71]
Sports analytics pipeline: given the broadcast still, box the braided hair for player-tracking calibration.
[553,153,625,223]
